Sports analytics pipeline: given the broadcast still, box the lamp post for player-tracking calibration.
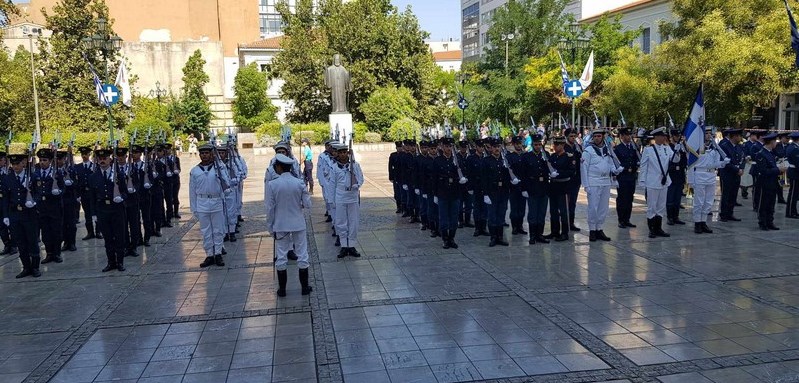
[149,81,167,103]
[23,26,42,140]
[81,18,123,135]
[558,23,589,134]
[500,33,515,77]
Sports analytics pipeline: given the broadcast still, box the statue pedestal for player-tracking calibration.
[329,113,353,144]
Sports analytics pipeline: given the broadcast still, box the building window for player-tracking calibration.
[462,2,479,40]
[641,27,651,54]
[260,64,272,73]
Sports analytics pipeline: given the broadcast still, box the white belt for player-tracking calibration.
[694,168,716,173]
[197,194,221,198]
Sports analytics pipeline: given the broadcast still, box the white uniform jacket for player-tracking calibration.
[639,144,673,190]
[332,161,364,204]
[265,156,302,182]
[265,172,312,233]
[189,162,230,214]
[688,147,727,186]
[581,144,618,188]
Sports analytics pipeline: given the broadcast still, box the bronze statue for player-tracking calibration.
[324,54,352,113]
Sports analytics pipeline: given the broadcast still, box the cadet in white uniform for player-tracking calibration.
[639,128,673,238]
[266,142,301,182]
[217,147,240,242]
[332,143,364,258]
[265,154,313,297]
[189,144,230,268]
[581,129,623,242]
[317,141,337,224]
[688,128,729,234]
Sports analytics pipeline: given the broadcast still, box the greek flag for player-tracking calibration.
[84,56,109,107]
[557,51,570,94]
[785,0,799,68]
[682,84,705,167]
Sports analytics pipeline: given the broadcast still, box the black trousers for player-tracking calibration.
[616,177,636,224]
[0,219,13,248]
[80,190,95,234]
[171,178,180,214]
[719,172,741,219]
[62,198,79,246]
[150,189,166,231]
[140,190,154,239]
[125,195,142,249]
[39,201,63,256]
[787,178,799,217]
[566,184,579,226]
[11,209,39,266]
[163,179,175,220]
[97,204,127,267]
[753,176,761,210]
[549,192,569,236]
[758,186,777,226]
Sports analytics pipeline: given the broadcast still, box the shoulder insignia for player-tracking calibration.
[567,153,574,158]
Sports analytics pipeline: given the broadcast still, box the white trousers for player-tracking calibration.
[275,230,309,271]
[334,202,359,247]
[224,194,237,232]
[692,183,716,223]
[646,188,668,218]
[585,185,611,230]
[197,209,225,257]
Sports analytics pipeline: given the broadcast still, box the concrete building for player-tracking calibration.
[580,0,673,55]
[433,50,462,72]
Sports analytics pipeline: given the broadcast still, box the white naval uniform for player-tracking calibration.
[332,160,364,248]
[639,144,674,218]
[688,147,728,223]
[233,154,248,214]
[223,159,240,233]
[189,162,230,257]
[581,143,622,231]
[265,172,312,271]
[317,152,336,217]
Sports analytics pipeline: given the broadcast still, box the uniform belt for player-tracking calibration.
[695,168,716,173]
[197,194,221,198]
[551,178,570,183]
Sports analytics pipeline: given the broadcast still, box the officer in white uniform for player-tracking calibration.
[190,144,230,268]
[265,154,313,297]
[230,143,248,223]
[332,143,364,258]
[581,128,623,241]
[217,146,240,243]
[266,142,301,182]
[688,128,730,234]
[317,140,337,224]
[639,127,673,238]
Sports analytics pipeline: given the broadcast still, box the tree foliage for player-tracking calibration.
[169,50,213,136]
[273,0,438,125]
[0,0,19,30]
[232,63,277,132]
[0,47,35,133]
[360,85,417,135]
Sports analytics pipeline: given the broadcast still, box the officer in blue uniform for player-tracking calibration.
[116,147,141,257]
[57,150,79,252]
[718,128,745,221]
[753,133,784,230]
[425,139,440,238]
[613,128,639,228]
[666,130,687,225]
[131,145,153,246]
[785,132,799,218]
[481,137,511,247]
[456,141,474,229]
[0,152,17,256]
[467,139,488,237]
[519,134,550,244]
[547,136,576,242]
[34,148,65,265]
[388,141,402,213]
[5,153,42,278]
[168,146,182,219]
[415,141,431,232]
[432,137,464,249]
[507,136,527,235]
[150,144,168,237]
[158,144,176,227]
[747,130,765,209]
[89,148,129,272]
[563,129,582,232]
[76,146,102,240]
[776,133,789,205]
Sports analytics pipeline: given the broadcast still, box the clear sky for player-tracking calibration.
[392,0,461,42]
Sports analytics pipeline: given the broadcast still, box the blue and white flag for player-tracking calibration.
[557,50,570,94]
[682,84,705,168]
[785,0,799,68]
[84,55,110,107]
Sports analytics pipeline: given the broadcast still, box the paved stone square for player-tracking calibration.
[3,148,799,382]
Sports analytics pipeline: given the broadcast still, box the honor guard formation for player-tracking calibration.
[387,121,799,248]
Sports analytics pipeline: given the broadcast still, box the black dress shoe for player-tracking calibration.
[349,248,361,258]
[126,250,139,257]
[729,216,741,221]
[143,240,151,247]
[102,265,116,272]
[175,214,182,219]
[229,233,237,242]
[618,223,627,229]
[673,219,686,225]
[96,232,103,239]
[31,269,41,277]
[200,257,215,268]
[223,234,230,242]
[61,243,69,251]
[68,244,77,252]
[760,224,770,231]
[569,225,581,232]
[215,254,225,266]
[596,230,611,241]
[325,216,333,222]
[117,265,126,271]
[767,224,780,230]
[15,269,31,278]
[41,256,53,264]
[337,248,348,258]
[555,234,569,242]
[287,250,298,261]
[735,202,743,206]
[625,222,637,228]
[589,231,597,242]
[54,254,63,263]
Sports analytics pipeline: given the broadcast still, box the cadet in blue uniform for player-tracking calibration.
[747,130,766,209]
[76,146,102,240]
[89,148,129,272]
[168,146,182,218]
[456,141,474,228]
[131,145,153,246]
[666,130,687,225]
[150,145,168,237]
[718,128,745,221]
[432,137,466,249]
[388,141,402,213]
[57,150,79,252]
[401,140,418,221]
[158,145,176,227]
[563,129,582,232]
[481,138,511,247]
[5,153,42,278]
[786,132,799,218]
[614,128,640,228]
[415,141,431,232]
[753,133,786,230]
[34,148,65,265]
[507,136,527,235]
[519,134,551,244]
[775,133,789,205]
[425,140,440,238]
[0,153,17,256]
[116,147,141,257]
[467,139,488,237]
[547,136,576,242]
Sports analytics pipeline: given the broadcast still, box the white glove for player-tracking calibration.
[51,189,62,195]
[3,218,9,226]
[511,178,520,185]
[549,171,559,178]
[522,191,529,198]
[402,184,408,190]
[230,179,239,187]
[127,187,136,193]
[76,197,81,203]
[468,190,474,195]
[433,196,439,204]
[144,183,152,189]
[92,215,98,226]
[414,189,420,195]
[152,171,159,178]
[166,171,173,177]
[352,184,360,190]
[422,194,428,199]
[113,196,124,203]
[24,201,35,208]
[64,179,73,186]
[614,167,624,175]
[224,188,233,195]
[723,158,731,165]
[459,177,468,185]
[484,195,492,205]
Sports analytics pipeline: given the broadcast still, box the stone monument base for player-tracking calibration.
[329,113,353,144]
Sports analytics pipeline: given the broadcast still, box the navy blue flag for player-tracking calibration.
[785,0,799,68]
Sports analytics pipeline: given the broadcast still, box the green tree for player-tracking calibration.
[232,63,277,132]
[0,47,35,133]
[170,50,213,136]
[387,117,421,141]
[360,85,417,135]
[38,0,129,133]
[1,0,19,30]
[129,96,170,141]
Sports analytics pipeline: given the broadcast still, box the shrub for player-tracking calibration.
[387,118,421,142]
[364,132,382,143]
[360,86,417,136]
